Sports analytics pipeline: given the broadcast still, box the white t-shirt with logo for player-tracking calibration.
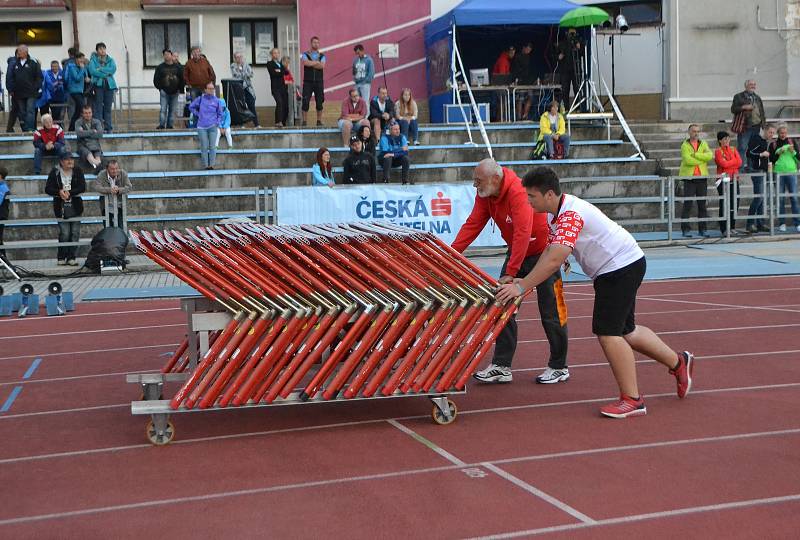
[548,194,643,279]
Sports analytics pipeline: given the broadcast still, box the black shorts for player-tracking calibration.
[591,256,646,336]
[302,80,324,111]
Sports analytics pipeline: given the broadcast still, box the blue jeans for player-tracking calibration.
[355,83,371,103]
[159,90,179,128]
[736,126,759,172]
[777,173,799,226]
[748,174,765,227]
[197,126,217,167]
[399,118,418,143]
[15,96,37,132]
[57,219,80,261]
[33,142,68,174]
[544,134,571,158]
[92,86,116,131]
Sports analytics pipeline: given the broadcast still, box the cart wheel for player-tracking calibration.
[146,420,175,446]
[139,391,164,400]
[431,399,457,425]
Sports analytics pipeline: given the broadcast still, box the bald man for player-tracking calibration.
[452,159,569,384]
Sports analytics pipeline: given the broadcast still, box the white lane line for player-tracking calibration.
[0,403,127,420]
[518,323,800,344]
[1,324,184,341]
[517,304,800,323]
[470,493,800,539]
[566,287,800,298]
[0,370,156,387]
[2,382,799,463]
[512,349,800,373]
[0,343,181,362]
[1,428,798,528]
[635,296,800,313]
[0,307,181,324]
[386,419,467,466]
[482,462,596,524]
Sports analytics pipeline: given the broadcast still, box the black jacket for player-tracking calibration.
[747,134,770,172]
[731,91,765,130]
[45,167,86,218]
[357,125,376,156]
[153,62,184,95]
[9,57,42,98]
[266,60,287,91]
[511,52,533,84]
[342,149,376,184]
[369,96,395,121]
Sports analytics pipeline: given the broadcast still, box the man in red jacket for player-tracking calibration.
[452,159,569,384]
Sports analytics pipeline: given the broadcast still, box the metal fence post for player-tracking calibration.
[723,177,731,239]
[254,187,261,224]
[767,166,775,235]
[667,176,674,242]
[121,193,128,233]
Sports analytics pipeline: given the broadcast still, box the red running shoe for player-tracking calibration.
[600,394,647,418]
[670,351,694,398]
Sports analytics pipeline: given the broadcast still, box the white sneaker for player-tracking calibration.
[535,367,570,384]
[778,224,787,232]
[473,363,512,383]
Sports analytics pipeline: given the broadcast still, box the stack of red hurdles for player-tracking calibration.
[131,221,524,410]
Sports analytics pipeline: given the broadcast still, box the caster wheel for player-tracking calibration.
[140,391,164,400]
[431,399,457,425]
[146,420,175,446]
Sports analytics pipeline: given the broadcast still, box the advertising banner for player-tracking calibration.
[275,183,506,247]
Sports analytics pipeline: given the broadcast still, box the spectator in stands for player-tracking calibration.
[231,52,260,128]
[65,53,88,132]
[770,124,800,233]
[352,44,374,102]
[492,46,515,75]
[557,29,582,107]
[357,124,376,157]
[678,124,713,237]
[266,48,289,127]
[342,135,377,184]
[154,48,184,130]
[731,79,765,173]
[5,48,21,132]
[538,100,570,159]
[746,124,775,233]
[0,166,9,261]
[45,154,85,266]
[189,82,224,170]
[714,131,743,235]
[338,87,369,147]
[379,121,410,185]
[395,88,419,146]
[62,47,76,69]
[9,44,42,132]
[43,61,66,123]
[92,159,132,227]
[87,42,117,132]
[513,42,535,120]
[301,36,326,127]
[215,97,233,149]
[369,86,395,142]
[311,147,334,187]
[184,46,216,101]
[76,105,104,170]
[33,113,68,175]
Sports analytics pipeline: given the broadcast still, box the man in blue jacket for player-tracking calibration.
[352,44,374,103]
[379,121,410,185]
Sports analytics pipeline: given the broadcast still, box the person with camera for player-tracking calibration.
[91,159,132,228]
[45,154,85,266]
[556,29,583,107]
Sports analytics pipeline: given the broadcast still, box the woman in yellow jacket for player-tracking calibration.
[538,100,570,159]
[678,124,714,237]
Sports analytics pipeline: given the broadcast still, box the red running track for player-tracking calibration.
[0,277,799,539]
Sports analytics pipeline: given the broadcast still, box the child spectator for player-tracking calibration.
[311,147,334,187]
[215,97,233,149]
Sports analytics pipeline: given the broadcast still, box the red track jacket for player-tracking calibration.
[452,167,548,277]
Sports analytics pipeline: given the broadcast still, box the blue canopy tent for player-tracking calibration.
[425,0,579,123]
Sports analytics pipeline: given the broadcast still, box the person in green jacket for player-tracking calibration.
[770,124,800,232]
[87,42,117,132]
[679,124,714,237]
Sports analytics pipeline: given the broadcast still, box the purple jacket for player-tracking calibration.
[189,93,224,129]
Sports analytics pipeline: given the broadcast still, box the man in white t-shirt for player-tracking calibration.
[496,167,695,418]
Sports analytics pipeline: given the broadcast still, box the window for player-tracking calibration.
[229,19,277,67]
[142,19,190,69]
[0,21,62,46]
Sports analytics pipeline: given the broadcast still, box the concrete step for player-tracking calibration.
[1,142,637,179]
